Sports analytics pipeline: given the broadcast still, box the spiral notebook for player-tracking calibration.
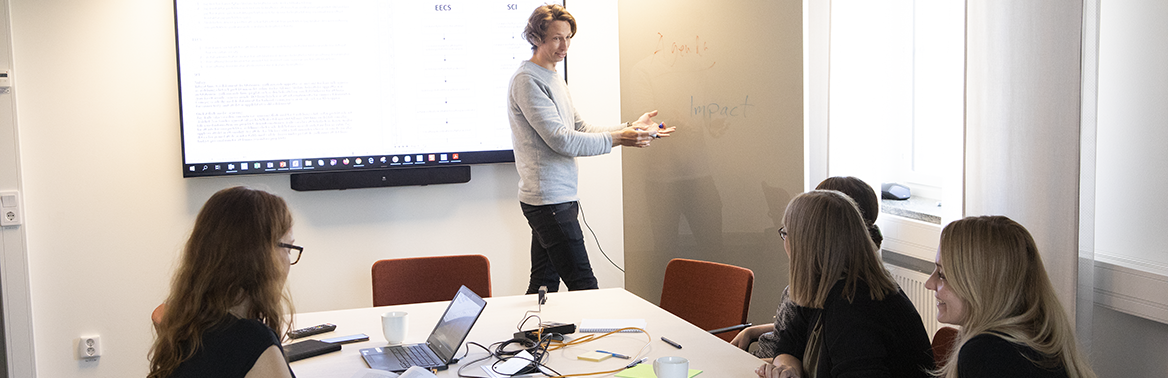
[578,319,646,333]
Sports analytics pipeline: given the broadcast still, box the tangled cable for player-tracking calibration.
[452,314,652,378]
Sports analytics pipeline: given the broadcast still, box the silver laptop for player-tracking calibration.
[360,285,487,372]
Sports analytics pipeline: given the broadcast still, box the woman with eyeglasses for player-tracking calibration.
[756,190,934,378]
[927,216,1095,378]
[734,177,884,360]
[149,186,300,378]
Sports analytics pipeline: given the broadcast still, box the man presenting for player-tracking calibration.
[508,4,674,294]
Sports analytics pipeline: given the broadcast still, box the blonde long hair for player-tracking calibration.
[148,187,295,378]
[784,190,898,308]
[936,216,1094,378]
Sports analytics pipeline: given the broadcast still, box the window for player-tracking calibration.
[826,0,963,224]
[818,0,964,262]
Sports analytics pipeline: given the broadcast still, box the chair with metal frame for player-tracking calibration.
[660,258,755,343]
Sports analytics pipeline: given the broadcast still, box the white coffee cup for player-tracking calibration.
[653,356,689,378]
[381,311,408,344]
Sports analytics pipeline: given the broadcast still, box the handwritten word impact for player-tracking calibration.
[692,95,753,119]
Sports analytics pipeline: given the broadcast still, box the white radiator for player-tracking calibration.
[886,263,942,339]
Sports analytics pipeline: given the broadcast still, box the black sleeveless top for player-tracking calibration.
[772,280,936,377]
[171,316,294,378]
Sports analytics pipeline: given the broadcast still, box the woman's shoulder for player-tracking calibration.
[205,316,280,347]
[171,317,283,378]
[239,318,282,343]
[958,333,1068,378]
[960,333,1016,358]
[824,279,910,308]
[232,317,277,334]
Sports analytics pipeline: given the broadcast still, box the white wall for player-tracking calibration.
[0,0,31,375]
[1087,0,1168,376]
[1095,0,1168,272]
[5,0,622,376]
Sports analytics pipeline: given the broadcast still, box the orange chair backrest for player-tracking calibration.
[932,326,960,366]
[372,254,491,306]
[659,258,754,343]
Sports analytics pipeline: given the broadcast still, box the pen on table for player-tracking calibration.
[625,357,648,369]
[661,336,683,349]
[596,350,631,359]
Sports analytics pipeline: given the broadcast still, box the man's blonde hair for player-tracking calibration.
[522,4,577,52]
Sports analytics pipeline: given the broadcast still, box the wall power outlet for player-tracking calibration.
[78,335,101,360]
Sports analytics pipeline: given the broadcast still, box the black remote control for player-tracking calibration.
[287,323,336,339]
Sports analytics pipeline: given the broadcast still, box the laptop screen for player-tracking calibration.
[427,286,487,361]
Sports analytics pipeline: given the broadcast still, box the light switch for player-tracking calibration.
[1,191,20,227]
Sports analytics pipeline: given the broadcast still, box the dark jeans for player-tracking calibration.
[520,201,598,294]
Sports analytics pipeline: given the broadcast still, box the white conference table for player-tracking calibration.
[288,288,764,377]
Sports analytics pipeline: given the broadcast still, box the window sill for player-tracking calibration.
[876,190,1168,326]
[881,197,942,225]
[875,212,941,265]
[1094,254,1168,325]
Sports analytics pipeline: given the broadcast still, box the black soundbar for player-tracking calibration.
[515,322,577,342]
[290,166,471,191]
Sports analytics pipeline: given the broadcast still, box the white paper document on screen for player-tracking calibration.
[175,0,555,163]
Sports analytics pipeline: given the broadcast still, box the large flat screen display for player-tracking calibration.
[176,0,564,177]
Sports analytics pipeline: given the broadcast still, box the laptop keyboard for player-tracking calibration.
[391,344,442,368]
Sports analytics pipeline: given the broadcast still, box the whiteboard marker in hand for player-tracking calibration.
[651,122,665,138]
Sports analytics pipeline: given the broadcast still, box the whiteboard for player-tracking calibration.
[617,0,804,327]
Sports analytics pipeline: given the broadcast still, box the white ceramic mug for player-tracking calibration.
[653,356,689,378]
[381,311,408,344]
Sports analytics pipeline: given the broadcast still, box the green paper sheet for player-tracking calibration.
[614,363,702,378]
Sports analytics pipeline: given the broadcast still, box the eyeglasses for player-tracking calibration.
[278,242,303,265]
[778,227,787,241]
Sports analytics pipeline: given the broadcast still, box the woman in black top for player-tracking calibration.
[734,176,885,361]
[756,190,934,378]
[925,216,1095,378]
[148,187,299,378]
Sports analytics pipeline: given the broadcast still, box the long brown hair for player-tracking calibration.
[148,186,294,378]
[784,190,897,308]
[935,216,1094,378]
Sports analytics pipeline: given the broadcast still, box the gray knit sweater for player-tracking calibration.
[507,60,623,205]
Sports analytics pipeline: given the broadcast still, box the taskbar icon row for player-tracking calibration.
[186,153,463,176]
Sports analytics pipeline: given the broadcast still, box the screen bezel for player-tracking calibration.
[174,0,569,179]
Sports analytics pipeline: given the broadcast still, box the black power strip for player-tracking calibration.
[514,322,577,342]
